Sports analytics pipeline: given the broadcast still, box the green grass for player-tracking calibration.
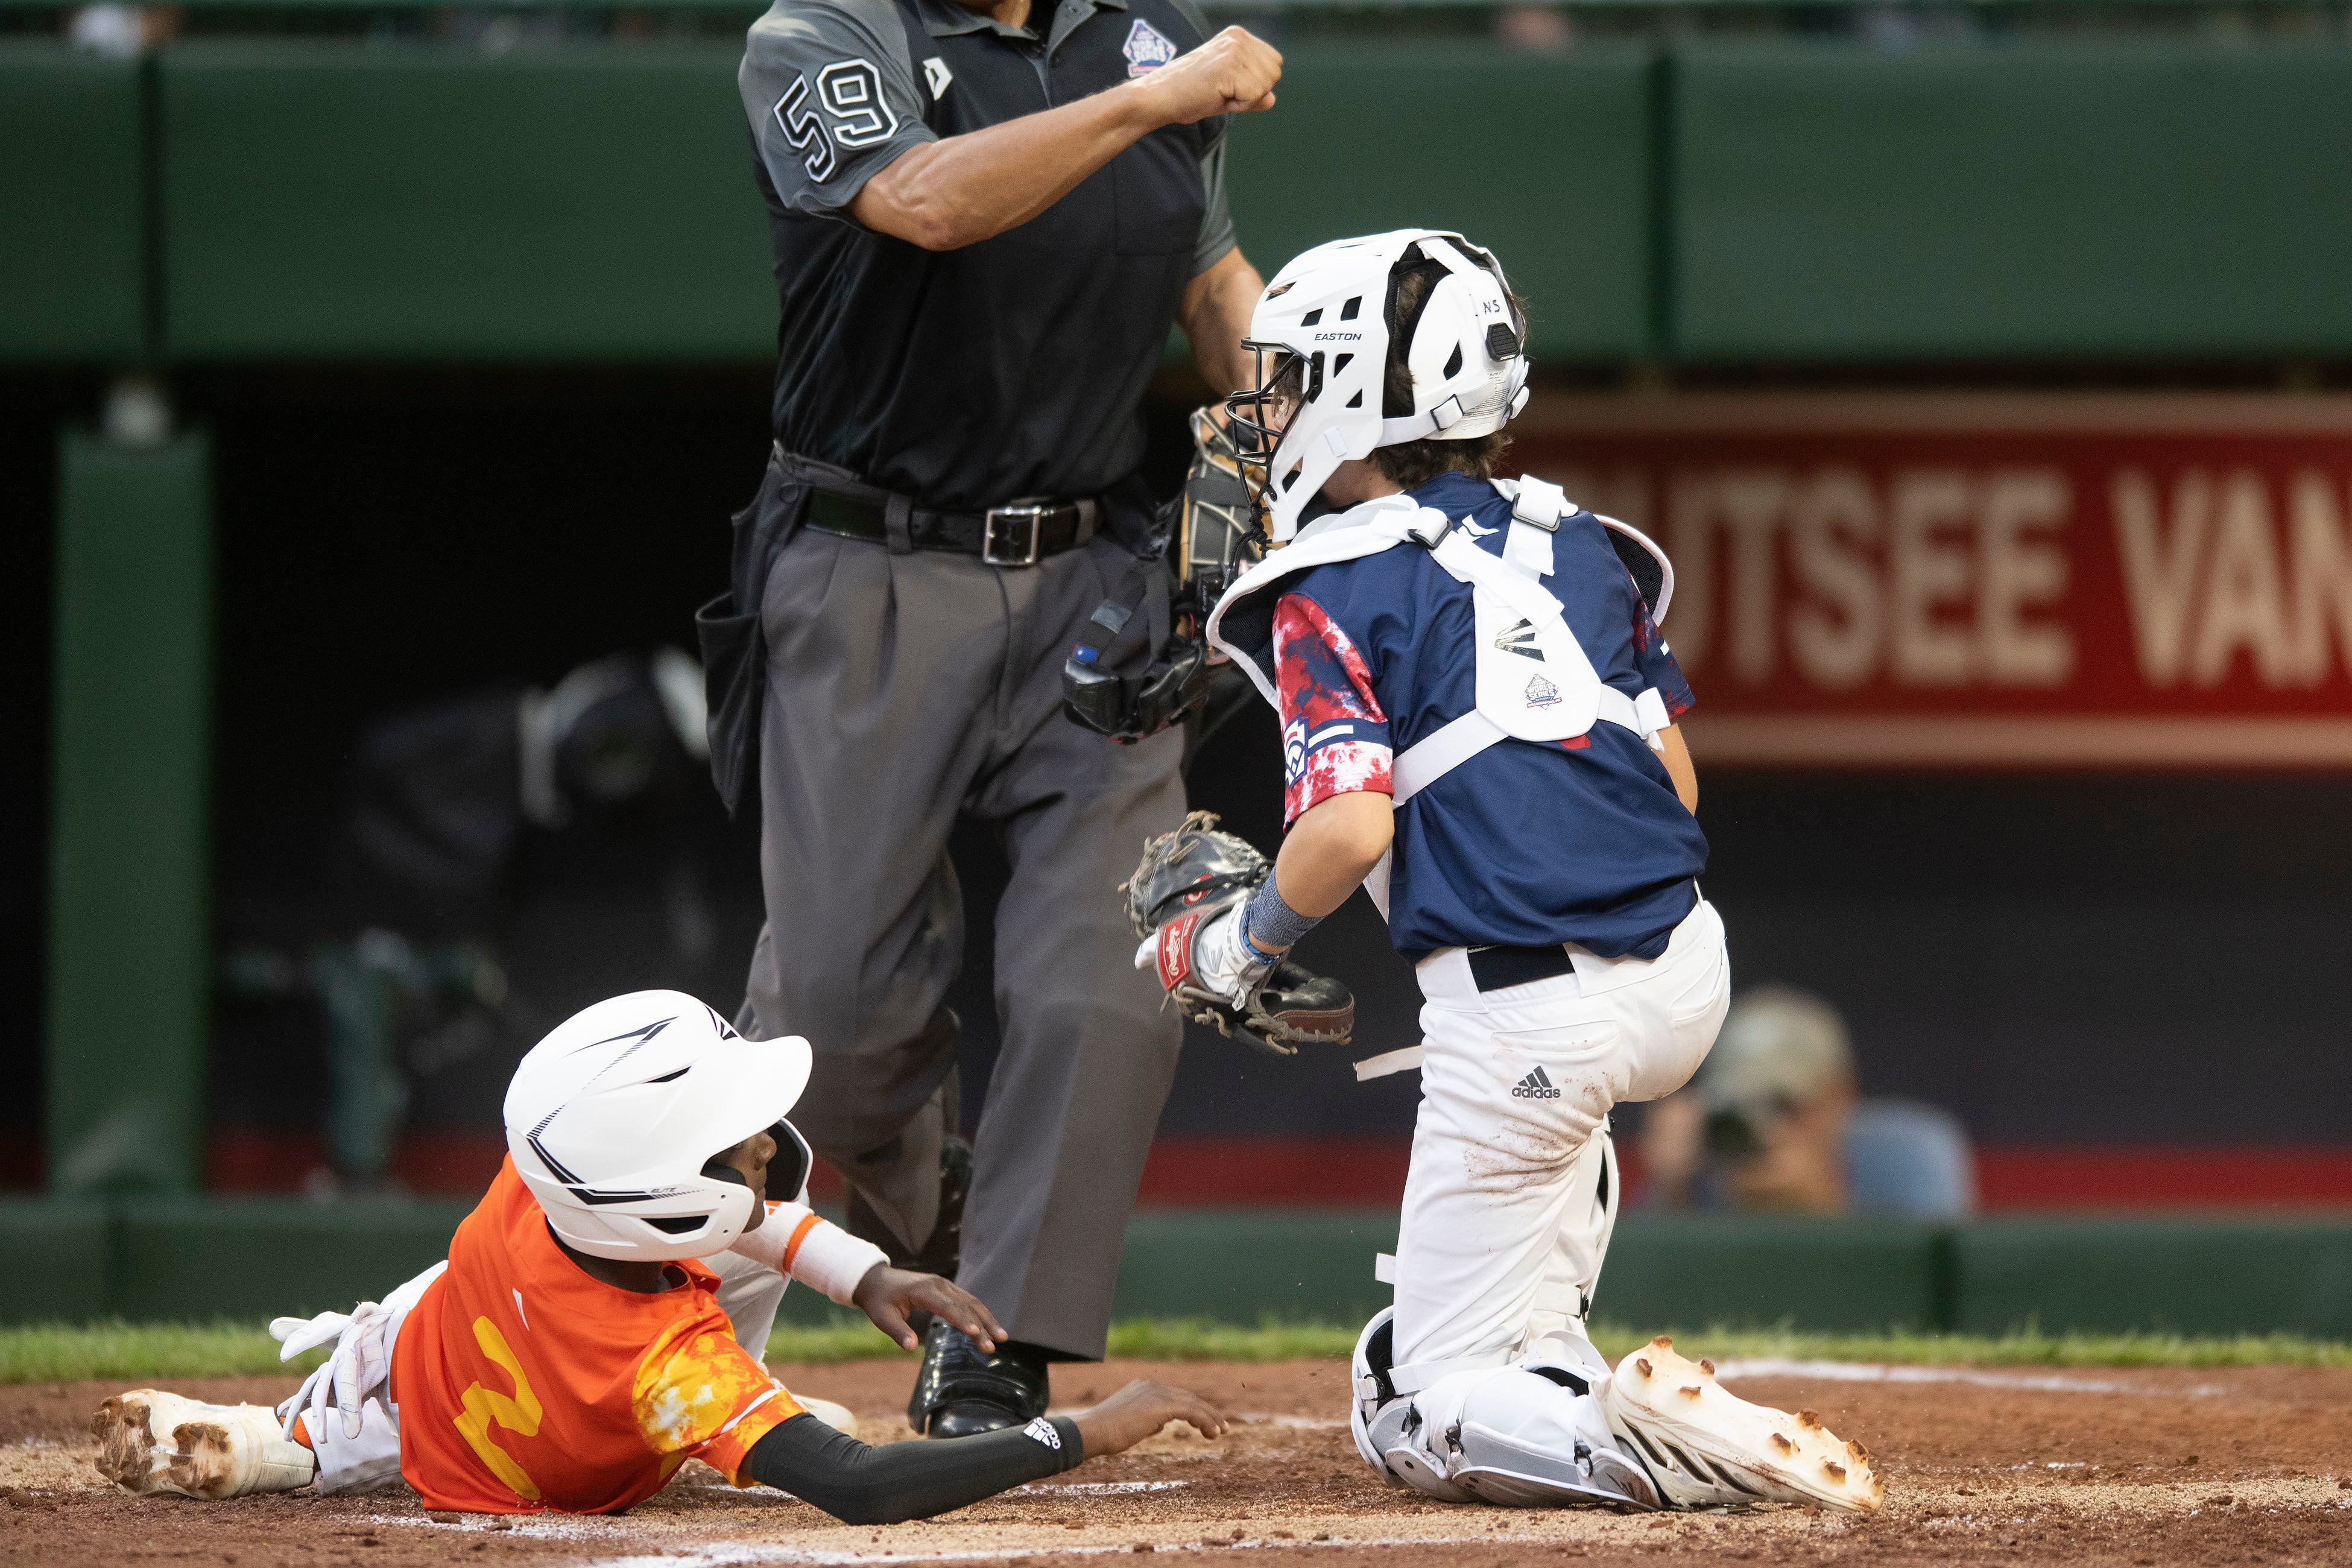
[0,1320,332,1385]
[6,1317,2347,1385]
[1105,1318,1364,1362]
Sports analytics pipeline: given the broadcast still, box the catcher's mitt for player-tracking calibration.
[1124,812,1355,1057]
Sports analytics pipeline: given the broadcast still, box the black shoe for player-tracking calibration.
[906,1321,1049,1438]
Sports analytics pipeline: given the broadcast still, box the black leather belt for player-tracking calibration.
[806,487,1098,567]
[1467,943,1580,993]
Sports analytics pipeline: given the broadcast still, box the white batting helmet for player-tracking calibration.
[1227,229,1531,542]
[504,990,814,1262]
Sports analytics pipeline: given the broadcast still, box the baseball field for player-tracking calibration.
[8,1324,2348,1567]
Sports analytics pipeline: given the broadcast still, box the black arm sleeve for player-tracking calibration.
[743,1412,1084,1525]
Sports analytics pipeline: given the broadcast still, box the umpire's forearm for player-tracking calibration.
[850,92,1157,251]
[1181,248,1266,396]
[850,25,1279,251]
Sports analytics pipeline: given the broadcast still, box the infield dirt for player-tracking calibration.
[5,1356,2348,1566]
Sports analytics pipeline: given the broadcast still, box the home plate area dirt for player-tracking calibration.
[7,1357,2350,1567]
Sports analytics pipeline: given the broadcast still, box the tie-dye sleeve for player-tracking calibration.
[631,1314,803,1484]
[1271,592,1393,828]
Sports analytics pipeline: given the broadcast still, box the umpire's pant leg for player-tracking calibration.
[741,532,1000,1253]
[958,543,1189,1358]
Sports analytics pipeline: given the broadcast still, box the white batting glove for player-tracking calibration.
[271,1301,391,1439]
[1135,900,1274,1013]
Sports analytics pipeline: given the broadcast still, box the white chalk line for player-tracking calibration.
[1713,1358,2224,1397]
[581,1534,1605,1568]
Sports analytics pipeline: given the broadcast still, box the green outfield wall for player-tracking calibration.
[4,1203,2348,1336]
[7,38,2351,367]
[0,46,148,361]
[1669,42,2352,359]
[159,42,776,359]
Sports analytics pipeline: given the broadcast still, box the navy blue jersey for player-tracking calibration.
[1272,472,1706,960]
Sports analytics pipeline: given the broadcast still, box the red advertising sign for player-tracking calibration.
[1506,395,2352,768]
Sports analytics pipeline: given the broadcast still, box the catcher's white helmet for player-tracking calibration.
[1227,229,1531,542]
[504,990,814,1262]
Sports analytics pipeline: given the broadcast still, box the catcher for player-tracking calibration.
[1131,229,1882,1513]
[91,991,1222,1517]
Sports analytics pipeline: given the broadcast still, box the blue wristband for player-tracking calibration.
[1241,877,1323,956]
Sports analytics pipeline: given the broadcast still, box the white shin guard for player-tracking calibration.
[1350,1308,1658,1510]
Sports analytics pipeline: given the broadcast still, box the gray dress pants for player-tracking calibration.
[739,523,1186,1359]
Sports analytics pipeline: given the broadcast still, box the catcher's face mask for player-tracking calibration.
[1224,344,1311,483]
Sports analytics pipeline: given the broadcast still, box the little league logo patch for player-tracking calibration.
[1282,716,1308,782]
[1124,18,1177,75]
[1524,674,1562,709]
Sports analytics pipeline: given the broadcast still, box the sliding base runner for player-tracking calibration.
[91,991,1225,1520]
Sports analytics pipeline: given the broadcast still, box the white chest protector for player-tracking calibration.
[1205,476,1677,922]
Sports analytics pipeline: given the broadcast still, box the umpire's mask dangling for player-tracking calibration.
[1063,408,1263,744]
[1062,549,1216,742]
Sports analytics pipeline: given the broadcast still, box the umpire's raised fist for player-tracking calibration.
[1129,25,1282,125]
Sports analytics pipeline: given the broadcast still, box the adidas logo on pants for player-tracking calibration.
[1511,1066,1562,1100]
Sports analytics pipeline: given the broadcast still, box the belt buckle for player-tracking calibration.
[982,500,1058,567]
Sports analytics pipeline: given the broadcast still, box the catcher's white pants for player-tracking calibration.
[276,1248,789,1495]
[1391,899,1729,1379]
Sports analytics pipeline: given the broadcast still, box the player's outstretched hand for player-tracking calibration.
[852,1266,1007,1355]
[1132,26,1281,125]
[1068,1379,1228,1458]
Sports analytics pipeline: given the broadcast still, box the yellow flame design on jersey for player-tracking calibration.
[631,1323,776,1473]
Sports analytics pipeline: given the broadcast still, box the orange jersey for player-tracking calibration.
[390,1157,800,1514]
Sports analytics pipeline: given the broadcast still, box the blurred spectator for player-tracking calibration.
[1493,2,1574,54]
[68,3,179,55]
[1640,984,1976,1219]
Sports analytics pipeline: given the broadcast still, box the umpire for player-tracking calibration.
[703,0,1279,1436]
